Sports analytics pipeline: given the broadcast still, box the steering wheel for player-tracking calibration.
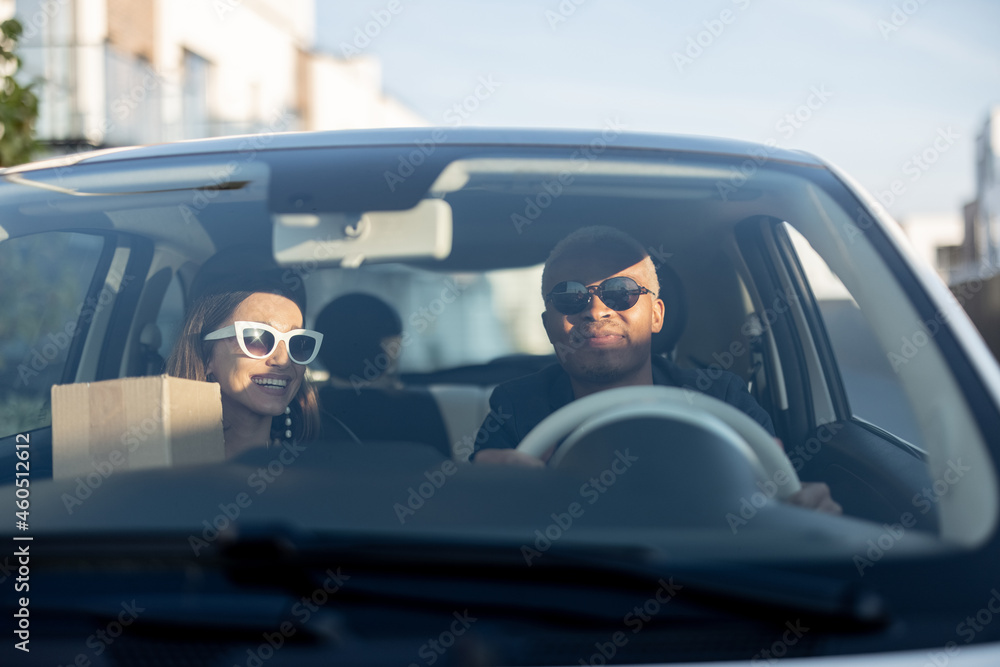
[515,386,801,500]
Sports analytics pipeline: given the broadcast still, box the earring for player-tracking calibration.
[284,405,292,440]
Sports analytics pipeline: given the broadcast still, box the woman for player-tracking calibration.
[166,274,323,457]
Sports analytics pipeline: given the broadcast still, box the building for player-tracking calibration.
[946,106,1000,283]
[896,212,964,282]
[2,0,423,153]
[883,108,1000,286]
[968,107,1000,270]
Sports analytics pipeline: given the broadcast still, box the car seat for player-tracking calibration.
[650,261,688,361]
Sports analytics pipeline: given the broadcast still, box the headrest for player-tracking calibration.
[650,261,688,359]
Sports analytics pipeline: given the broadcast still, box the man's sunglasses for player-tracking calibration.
[203,321,324,365]
[545,276,655,315]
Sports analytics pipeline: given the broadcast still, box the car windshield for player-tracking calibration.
[2,132,1000,664]
[2,137,994,550]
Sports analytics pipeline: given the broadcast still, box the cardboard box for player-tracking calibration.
[52,375,225,479]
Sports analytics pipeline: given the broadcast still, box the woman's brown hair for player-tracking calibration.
[165,272,320,444]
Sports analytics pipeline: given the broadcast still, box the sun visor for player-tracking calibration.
[271,198,453,268]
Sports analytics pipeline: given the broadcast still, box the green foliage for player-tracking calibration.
[0,18,39,167]
[0,391,48,436]
[0,233,92,373]
[0,233,100,436]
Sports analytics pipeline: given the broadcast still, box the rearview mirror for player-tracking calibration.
[271,198,452,268]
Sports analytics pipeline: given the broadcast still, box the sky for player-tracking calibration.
[313,0,1000,222]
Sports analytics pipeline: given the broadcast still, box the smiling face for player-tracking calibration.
[542,246,664,389]
[205,292,307,425]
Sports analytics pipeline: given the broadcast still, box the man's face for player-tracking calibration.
[542,247,664,386]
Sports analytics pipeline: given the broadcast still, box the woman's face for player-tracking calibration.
[206,292,306,421]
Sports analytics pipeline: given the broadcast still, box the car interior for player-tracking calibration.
[1,144,997,554]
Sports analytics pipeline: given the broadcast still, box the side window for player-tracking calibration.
[0,233,107,437]
[783,223,925,447]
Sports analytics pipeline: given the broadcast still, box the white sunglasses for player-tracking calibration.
[203,321,323,365]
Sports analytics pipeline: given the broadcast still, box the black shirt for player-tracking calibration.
[473,355,775,455]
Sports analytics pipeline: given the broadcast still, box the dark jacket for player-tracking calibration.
[473,355,775,454]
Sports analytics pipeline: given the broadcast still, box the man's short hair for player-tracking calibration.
[541,225,660,297]
[315,293,402,380]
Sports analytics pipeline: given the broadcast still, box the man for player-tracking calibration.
[474,226,840,514]
[313,293,452,457]
[315,292,405,391]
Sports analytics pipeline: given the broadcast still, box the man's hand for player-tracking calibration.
[473,448,546,468]
[476,443,842,518]
[786,482,842,515]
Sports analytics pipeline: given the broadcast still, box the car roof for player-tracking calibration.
[1,127,828,172]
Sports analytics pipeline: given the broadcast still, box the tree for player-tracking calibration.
[0,18,39,167]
